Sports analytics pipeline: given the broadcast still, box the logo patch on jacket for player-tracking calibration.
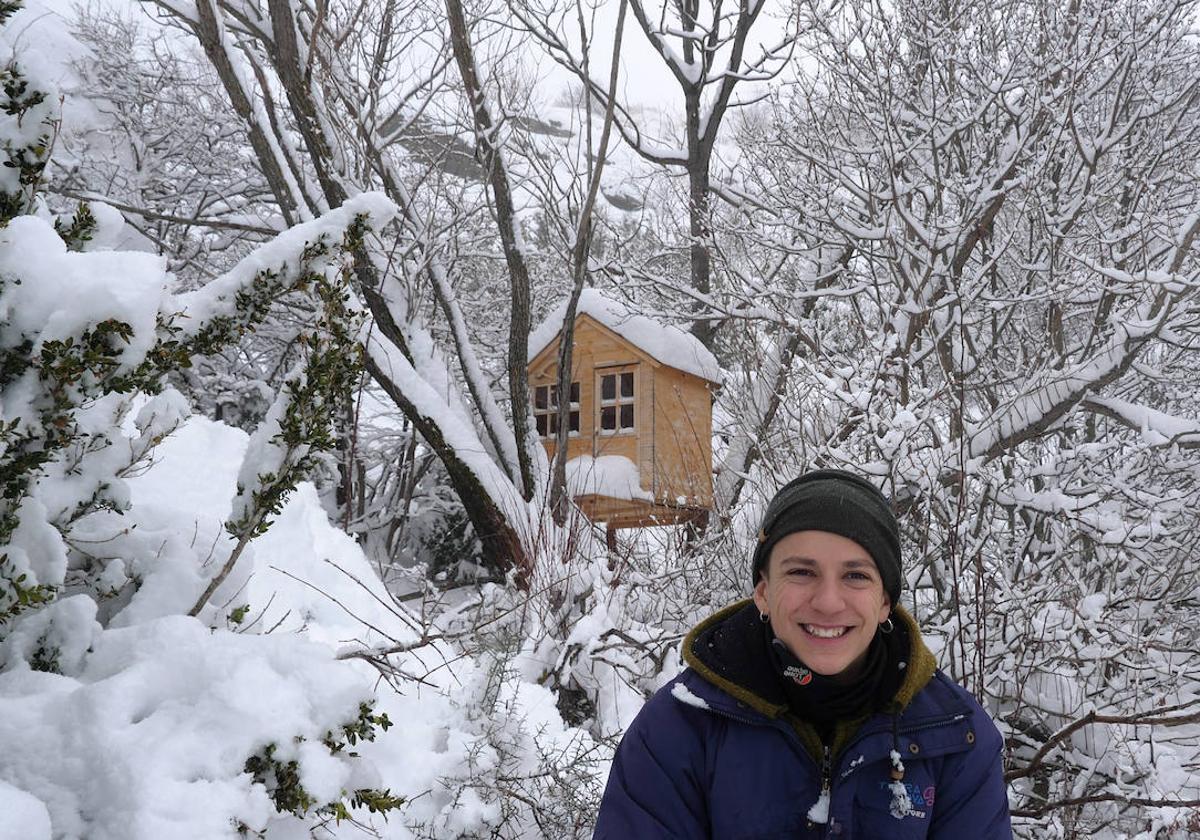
[879,782,934,819]
[783,664,812,686]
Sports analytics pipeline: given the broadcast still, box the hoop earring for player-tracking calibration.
[759,611,770,624]
[880,618,894,634]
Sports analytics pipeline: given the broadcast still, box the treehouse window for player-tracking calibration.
[599,369,635,434]
[533,382,580,438]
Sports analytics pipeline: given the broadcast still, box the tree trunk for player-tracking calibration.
[688,161,714,349]
[444,0,538,502]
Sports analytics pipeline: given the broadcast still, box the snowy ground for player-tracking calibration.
[0,409,603,839]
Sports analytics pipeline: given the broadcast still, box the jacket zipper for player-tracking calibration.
[807,745,832,830]
[703,704,836,836]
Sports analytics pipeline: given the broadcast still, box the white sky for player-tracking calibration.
[510,0,795,113]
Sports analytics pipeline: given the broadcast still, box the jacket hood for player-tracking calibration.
[681,600,939,759]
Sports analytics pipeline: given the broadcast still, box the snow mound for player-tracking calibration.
[566,455,654,501]
[0,616,373,840]
[0,377,597,838]
[0,779,51,840]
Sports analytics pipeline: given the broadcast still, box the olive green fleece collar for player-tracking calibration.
[681,600,938,760]
[682,600,789,719]
[887,606,938,709]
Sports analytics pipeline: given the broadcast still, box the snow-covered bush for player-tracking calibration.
[0,5,619,837]
[0,175,394,624]
[0,6,426,833]
[0,0,52,224]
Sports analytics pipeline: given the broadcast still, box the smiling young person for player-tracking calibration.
[594,470,1012,839]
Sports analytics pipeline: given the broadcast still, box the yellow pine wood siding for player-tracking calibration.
[650,365,714,509]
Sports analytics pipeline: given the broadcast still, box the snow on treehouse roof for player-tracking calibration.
[528,289,722,384]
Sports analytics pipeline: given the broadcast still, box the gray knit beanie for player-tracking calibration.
[751,469,902,605]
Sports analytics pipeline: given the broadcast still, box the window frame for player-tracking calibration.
[597,366,636,436]
[533,381,580,439]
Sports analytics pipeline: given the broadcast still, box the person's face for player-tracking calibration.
[753,530,891,679]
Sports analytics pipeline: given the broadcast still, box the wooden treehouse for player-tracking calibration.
[527,290,721,541]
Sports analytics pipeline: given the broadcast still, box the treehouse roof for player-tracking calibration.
[528,289,722,384]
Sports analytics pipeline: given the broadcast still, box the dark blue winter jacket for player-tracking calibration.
[594,601,1012,839]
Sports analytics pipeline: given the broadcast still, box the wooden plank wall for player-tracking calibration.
[650,368,714,508]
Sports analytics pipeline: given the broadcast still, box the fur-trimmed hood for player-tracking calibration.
[681,600,939,761]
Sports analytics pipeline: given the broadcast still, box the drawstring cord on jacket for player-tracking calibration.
[810,714,917,826]
[888,712,916,819]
